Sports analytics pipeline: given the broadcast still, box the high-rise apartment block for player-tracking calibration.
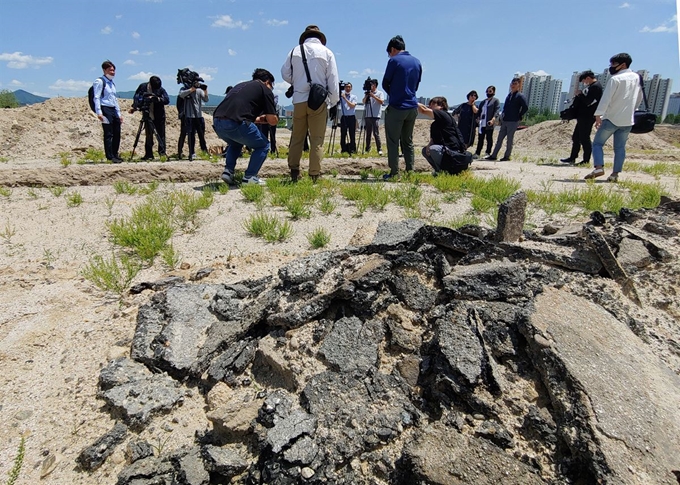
[519,72,563,114]
[667,93,680,116]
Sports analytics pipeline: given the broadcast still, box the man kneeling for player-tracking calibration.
[212,68,279,185]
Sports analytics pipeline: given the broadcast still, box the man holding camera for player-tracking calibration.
[339,82,358,154]
[128,76,169,160]
[179,76,209,161]
[281,25,339,182]
[560,71,603,166]
[212,68,278,186]
[362,79,384,155]
[382,35,422,180]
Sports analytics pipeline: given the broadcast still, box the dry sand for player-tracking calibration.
[0,98,679,484]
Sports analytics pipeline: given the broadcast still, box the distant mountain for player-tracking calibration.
[12,90,49,106]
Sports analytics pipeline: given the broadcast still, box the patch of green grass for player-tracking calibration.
[391,184,422,210]
[440,213,481,229]
[1,220,16,243]
[49,186,65,197]
[340,183,391,215]
[82,148,106,164]
[242,212,293,242]
[81,253,142,295]
[5,434,26,485]
[113,181,138,195]
[359,169,370,180]
[318,195,336,215]
[241,183,266,204]
[66,191,83,207]
[307,227,331,248]
[0,156,9,163]
[139,180,160,195]
[0,187,11,197]
[620,180,665,209]
[172,189,214,232]
[286,198,312,219]
[160,243,181,269]
[27,187,39,199]
[58,152,72,167]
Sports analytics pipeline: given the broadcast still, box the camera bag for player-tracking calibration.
[441,148,473,175]
[299,44,328,111]
[631,74,655,134]
[87,77,106,112]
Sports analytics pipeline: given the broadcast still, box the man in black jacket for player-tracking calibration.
[560,71,603,165]
[129,76,170,160]
[485,78,528,161]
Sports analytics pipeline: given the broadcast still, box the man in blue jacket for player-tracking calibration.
[485,78,528,161]
[381,35,422,179]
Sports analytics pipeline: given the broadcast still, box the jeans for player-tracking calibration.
[421,145,445,172]
[213,118,270,178]
[101,106,121,160]
[384,106,418,174]
[592,118,632,173]
[491,120,519,159]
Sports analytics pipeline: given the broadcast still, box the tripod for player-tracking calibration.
[130,109,164,162]
[326,103,340,156]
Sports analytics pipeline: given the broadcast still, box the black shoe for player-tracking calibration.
[483,155,497,161]
[499,157,511,161]
[290,169,300,183]
[111,157,124,164]
[141,155,154,161]
[560,157,575,164]
[382,172,399,181]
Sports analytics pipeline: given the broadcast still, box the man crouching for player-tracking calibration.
[212,68,279,186]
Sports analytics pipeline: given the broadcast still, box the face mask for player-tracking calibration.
[608,66,619,75]
[105,74,114,81]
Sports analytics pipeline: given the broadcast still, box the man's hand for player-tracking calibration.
[128,108,135,114]
[595,115,602,129]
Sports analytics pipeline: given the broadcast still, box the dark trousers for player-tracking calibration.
[186,117,207,156]
[144,118,166,157]
[101,106,121,160]
[178,117,187,156]
[340,115,356,153]
[259,124,278,155]
[570,118,596,163]
[364,117,382,152]
[475,126,494,155]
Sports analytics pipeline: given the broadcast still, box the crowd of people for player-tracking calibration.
[92,25,643,184]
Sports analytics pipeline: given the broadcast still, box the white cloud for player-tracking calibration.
[132,31,140,39]
[129,50,155,56]
[619,2,631,8]
[115,14,122,19]
[0,52,53,69]
[128,71,155,81]
[211,15,249,30]
[266,19,288,26]
[532,69,550,76]
[228,49,237,56]
[101,26,113,34]
[200,67,219,75]
[10,80,23,86]
[49,79,92,92]
[124,59,136,65]
[199,73,214,82]
[640,15,677,33]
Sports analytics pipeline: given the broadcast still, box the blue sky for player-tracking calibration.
[0,0,678,103]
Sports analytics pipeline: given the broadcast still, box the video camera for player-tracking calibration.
[363,77,374,94]
[177,68,207,90]
[339,80,347,92]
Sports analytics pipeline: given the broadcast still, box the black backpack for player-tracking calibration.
[87,77,105,112]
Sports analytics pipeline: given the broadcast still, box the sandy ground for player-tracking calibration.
[0,98,679,484]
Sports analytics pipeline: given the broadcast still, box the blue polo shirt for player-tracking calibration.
[382,51,422,110]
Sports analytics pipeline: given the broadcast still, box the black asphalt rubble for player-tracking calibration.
[78,193,680,484]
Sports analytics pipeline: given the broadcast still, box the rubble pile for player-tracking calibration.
[78,196,680,484]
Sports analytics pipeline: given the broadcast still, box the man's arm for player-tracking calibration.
[158,87,170,106]
[417,103,434,119]
[382,60,394,95]
[93,77,104,117]
[281,48,294,84]
[519,94,529,119]
[200,88,208,102]
[178,87,193,98]
[326,51,340,106]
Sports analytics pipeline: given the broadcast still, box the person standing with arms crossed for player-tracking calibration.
[92,60,123,163]
[485,78,528,162]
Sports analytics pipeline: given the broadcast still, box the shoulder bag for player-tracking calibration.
[299,44,329,111]
[631,74,656,134]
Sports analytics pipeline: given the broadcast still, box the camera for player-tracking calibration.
[363,77,374,94]
[177,68,207,90]
[339,80,346,92]
[285,85,294,98]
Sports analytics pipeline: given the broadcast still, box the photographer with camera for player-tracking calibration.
[178,70,209,161]
[128,76,169,160]
[339,82,357,154]
[381,35,422,180]
[281,24,339,182]
[362,78,384,155]
[212,68,278,186]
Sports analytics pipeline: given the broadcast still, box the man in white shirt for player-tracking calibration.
[362,79,384,155]
[281,25,340,182]
[584,53,642,182]
[339,82,358,154]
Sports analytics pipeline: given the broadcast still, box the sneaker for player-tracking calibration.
[221,170,234,184]
[189,154,196,161]
[378,150,383,156]
[382,172,399,181]
[499,157,511,161]
[242,175,265,185]
[177,153,184,160]
[560,157,575,164]
[472,154,479,160]
[607,173,619,183]
[584,168,605,180]
[111,157,124,164]
[483,155,497,161]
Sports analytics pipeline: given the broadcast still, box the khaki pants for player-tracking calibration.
[288,102,328,176]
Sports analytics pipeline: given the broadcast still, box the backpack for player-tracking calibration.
[88,77,105,112]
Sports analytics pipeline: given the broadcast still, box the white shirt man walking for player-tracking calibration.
[584,52,642,183]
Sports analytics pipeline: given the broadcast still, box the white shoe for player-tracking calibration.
[242,175,265,185]
[378,150,383,156]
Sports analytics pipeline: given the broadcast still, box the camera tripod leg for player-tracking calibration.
[129,118,146,162]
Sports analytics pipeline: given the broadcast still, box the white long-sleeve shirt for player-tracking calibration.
[594,68,643,127]
[281,38,340,107]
